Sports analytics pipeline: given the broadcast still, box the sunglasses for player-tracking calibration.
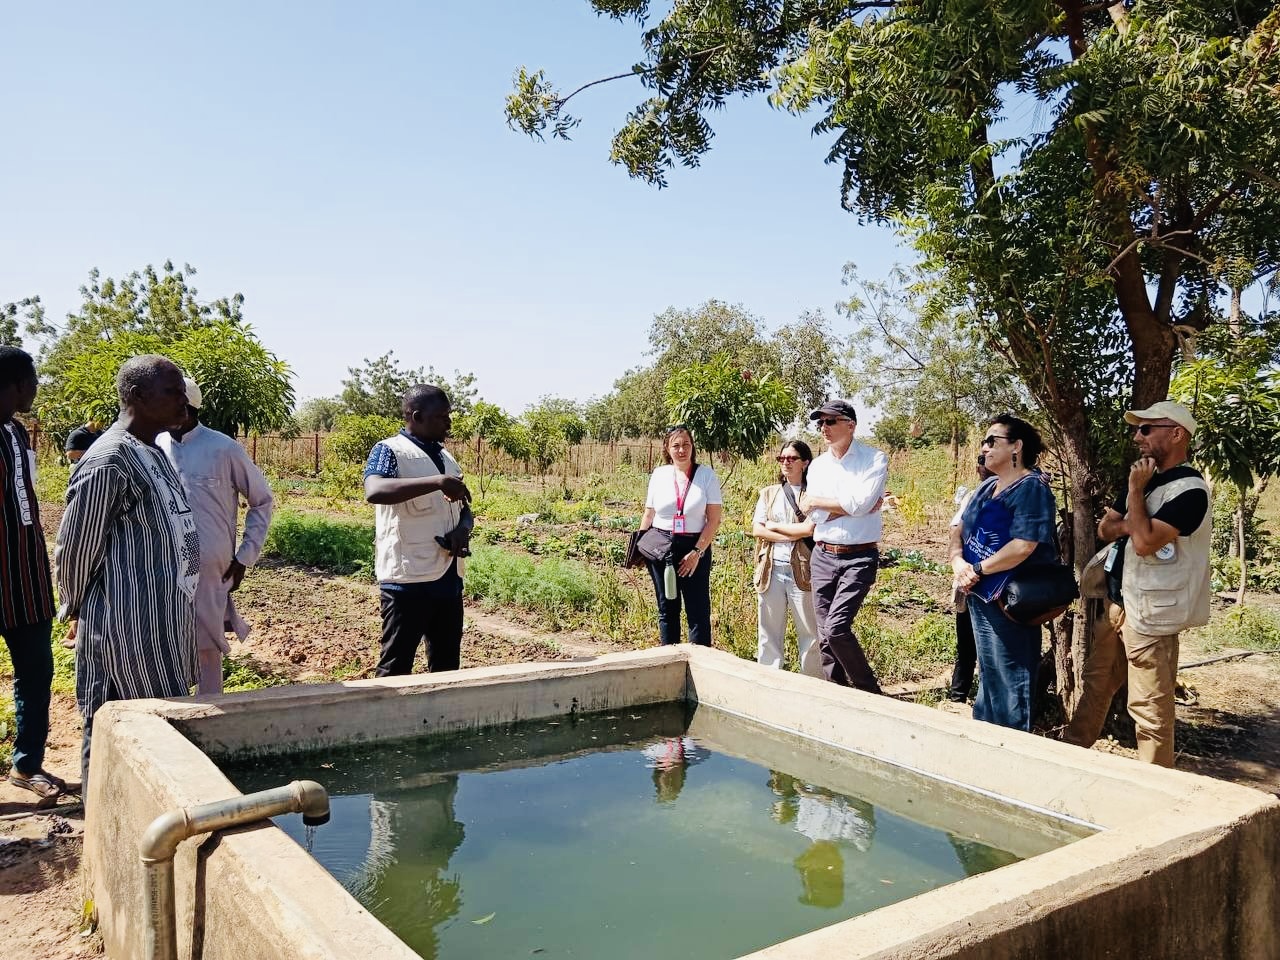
[664,424,690,435]
[1135,423,1178,436]
[981,434,1011,447]
[776,455,803,463]
[816,417,849,427]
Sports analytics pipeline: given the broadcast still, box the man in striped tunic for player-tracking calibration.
[55,355,200,796]
[0,347,66,806]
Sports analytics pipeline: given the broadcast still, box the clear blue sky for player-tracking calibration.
[0,1,905,412]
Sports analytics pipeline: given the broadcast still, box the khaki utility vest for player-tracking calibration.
[1121,472,1211,636]
[753,484,812,594]
[374,434,465,584]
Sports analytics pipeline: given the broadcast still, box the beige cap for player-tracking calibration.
[183,377,203,409]
[1124,400,1195,435]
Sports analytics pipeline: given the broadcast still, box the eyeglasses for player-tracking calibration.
[816,417,849,427]
[1135,423,1178,436]
[981,434,1011,447]
[776,455,802,463]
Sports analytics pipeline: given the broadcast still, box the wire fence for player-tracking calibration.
[29,423,663,479]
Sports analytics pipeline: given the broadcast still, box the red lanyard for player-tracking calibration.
[672,467,693,515]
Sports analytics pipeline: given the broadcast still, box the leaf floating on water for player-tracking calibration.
[532,950,546,955]
[472,912,496,925]
[879,878,895,885]
[320,762,335,769]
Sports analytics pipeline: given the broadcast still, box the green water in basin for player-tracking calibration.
[224,702,1091,959]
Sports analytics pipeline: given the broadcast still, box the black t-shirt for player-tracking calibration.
[65,425,104,454]
[1111,464,1208,536]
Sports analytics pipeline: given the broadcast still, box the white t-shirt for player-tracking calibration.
[645,464,723,533]
[752,484,805,563]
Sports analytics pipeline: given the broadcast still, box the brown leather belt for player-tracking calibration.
[816,541,879,555]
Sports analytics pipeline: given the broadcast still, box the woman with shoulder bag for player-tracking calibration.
[753,441,822,678]
[637,425,723,646]
[950,415,1059,732]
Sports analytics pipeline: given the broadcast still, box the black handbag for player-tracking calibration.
[624,530,647,569]
[998,563,1079,626]
[636,527,674,563]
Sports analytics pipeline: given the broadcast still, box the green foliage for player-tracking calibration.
[325,414,401,465]
[588,301,833,439]
[263,510,375,575]
[464,545,600,629]
[294,397,345,433]
[221,655,292,692]
[522,397,588,479]
[0,295,44,347]
[1171,323,1280,491]
[839,264,1024,455]
[1197,606,1280,652]
[34,262,294,439]
[340,352,478,421]
[664,355,794,463]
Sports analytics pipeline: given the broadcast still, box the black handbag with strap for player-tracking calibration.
[998,563,1079,626]
[624,529,647,569]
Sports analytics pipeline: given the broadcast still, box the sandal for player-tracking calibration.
[8,770,65,809]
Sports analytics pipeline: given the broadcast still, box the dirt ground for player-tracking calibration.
[3,541,1279,957]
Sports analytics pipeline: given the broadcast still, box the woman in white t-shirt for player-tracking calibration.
[752,440,822,677]
[639,425,723,645]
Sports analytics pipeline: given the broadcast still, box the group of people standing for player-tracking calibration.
[637,396,1210,770]
[2,350,274,805]
[0,353,1217,811]
[640,400,890,696]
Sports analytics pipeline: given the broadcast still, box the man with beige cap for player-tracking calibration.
[157,377,274,694]
[1063,400,1210,766]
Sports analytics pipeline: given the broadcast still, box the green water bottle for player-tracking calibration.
[663,562,678,600]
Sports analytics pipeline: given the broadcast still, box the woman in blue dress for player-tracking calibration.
[949,415,1058,731]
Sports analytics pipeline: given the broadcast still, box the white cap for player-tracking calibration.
[1123,400,1196,436]
[183,377,203,409]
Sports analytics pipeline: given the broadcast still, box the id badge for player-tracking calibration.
[672,515,686,534]
[1103,542,1120,572]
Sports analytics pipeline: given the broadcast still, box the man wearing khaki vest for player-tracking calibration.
[1063,401,1210,767]
[364,384,473,676]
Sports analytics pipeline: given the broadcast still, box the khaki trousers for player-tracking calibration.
[1062,601,1180,767]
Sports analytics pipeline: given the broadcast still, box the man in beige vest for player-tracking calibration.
[364,384,472,676]
[1063,401,1211,766]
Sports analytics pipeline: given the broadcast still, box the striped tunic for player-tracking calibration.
[54,424,200,718]
[0,419,54,629]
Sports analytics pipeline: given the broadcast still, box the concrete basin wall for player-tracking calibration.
[85,646,1280,960]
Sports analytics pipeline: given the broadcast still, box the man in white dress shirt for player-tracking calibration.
[800,400,888,694]
[157,378,274,695]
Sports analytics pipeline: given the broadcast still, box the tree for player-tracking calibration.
[522,397,588,489]
[0,296,44,347]
[294,397,345,433]
[34,263,293,438]
[664,355,794,479]
[595,300,832,437]
[1170,320,1280,604]
[838,264,1024,473]
[341,352,478,421]
[457,400,519,499]
[508,0,1280,715]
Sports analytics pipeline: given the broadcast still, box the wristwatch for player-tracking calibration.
[971,560,984,577]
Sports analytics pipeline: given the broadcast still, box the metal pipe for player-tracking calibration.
[139,779,329,960]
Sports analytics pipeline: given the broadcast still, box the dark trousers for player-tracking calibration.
[377,573,464,677]
[949,609,977,702]
[3,619,53,775]
[810,547,882,694]
[645,549,712,646]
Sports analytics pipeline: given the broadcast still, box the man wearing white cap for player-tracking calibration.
[157,377,274,695]
[1063,400,1210,767]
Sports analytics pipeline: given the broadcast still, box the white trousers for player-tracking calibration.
[756,562,823,678]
